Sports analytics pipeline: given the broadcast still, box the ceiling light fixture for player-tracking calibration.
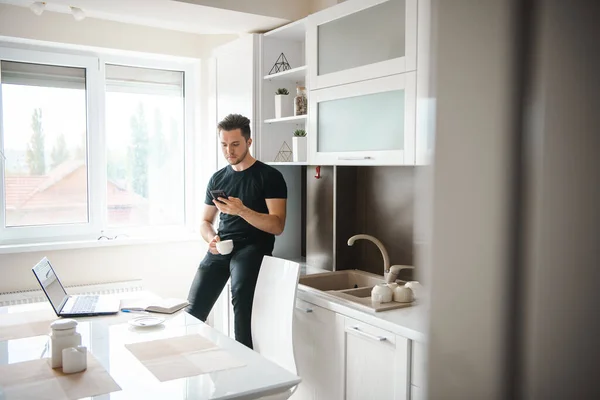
[70,6,85,21]
[29,1,46,16]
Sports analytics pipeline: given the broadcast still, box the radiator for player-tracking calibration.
[0,279,144,307]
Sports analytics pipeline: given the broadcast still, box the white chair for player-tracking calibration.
[251,256,301,400]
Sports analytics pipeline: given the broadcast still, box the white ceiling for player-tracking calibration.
[0,0,292,35]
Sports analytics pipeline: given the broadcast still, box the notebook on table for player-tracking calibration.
[32,257,121,317]
[120,298,189,314]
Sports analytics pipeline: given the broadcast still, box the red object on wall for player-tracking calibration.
[314,166,321,179]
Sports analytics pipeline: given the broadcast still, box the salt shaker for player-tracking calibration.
[50,319,82,369]
[62,345,87,374]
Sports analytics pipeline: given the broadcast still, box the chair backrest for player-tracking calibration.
[251,256,301,375]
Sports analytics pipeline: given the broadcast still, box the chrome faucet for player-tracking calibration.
[347,234,390,275]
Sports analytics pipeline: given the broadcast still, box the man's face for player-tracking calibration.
[220,128,251,165]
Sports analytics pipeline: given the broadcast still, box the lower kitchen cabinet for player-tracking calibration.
[338,315,411,400]
[292,299,343,400]
[411,341,427,389]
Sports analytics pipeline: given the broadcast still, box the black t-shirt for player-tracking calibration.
[204,160,287,251]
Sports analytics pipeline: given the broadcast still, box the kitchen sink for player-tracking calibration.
[299,270,385,291]
[298,270,414,312]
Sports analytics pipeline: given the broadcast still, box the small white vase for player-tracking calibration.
[274,94,292,119]
[292,136,307,162]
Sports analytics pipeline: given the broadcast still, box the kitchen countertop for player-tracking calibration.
[297,262,428,342]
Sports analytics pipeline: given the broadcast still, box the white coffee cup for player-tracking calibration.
[216,239,234,255]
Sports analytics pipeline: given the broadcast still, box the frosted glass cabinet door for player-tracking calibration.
[308,72,416,165]
[307,0,417,90]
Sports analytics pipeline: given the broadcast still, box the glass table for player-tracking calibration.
[0,297,300,399]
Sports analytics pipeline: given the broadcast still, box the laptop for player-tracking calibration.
[32,257,120,317]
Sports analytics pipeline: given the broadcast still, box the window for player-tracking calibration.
[105,65,185,227]
[0,47,196,244]
[1,61,89,228]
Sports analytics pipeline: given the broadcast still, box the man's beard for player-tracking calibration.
[228,147,249,165]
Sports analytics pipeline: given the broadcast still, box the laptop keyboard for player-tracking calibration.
[70,295,99,313]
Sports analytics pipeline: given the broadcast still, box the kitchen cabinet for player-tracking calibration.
[292,299,343,400]
[307,0,417,90]
[308,72,416,165]
[338,315,410,400]
[415,0,435,166]
[411,340,427,389]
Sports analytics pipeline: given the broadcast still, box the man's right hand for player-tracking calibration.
[208,235,220,254]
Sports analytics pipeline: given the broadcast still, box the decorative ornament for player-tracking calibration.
[269,53,291,75]
[274,141,293,162]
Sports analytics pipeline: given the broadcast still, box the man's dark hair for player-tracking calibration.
[217,114,251,140]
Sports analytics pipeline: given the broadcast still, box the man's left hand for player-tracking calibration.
[213,196,247,216]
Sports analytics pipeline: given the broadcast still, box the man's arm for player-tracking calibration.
[200,205,220,254]
[239,198,286,235]
[212,197,286,236]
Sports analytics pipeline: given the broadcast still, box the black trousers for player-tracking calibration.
[186,242,270,349]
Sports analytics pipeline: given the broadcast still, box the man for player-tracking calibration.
[186,113,287,349]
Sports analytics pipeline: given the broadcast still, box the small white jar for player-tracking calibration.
[62,345,87,374]
[371,283,393,303]
[393,286,415,303]
[50,319,82,369]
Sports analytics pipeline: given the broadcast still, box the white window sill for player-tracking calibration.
[0,233,205,255]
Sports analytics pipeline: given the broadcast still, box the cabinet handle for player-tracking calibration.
[295,306,313,313]
[337,156,373,160]
[347,326,387,342]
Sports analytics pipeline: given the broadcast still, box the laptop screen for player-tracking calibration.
[32,258,68,313]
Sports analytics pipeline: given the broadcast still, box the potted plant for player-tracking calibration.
[274,88,292,119]
[292,129,307,162]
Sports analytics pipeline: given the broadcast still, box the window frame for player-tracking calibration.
[0,46,199,245]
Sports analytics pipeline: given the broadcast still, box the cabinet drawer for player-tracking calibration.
[344,316,396,345]
[411,341,426,388]
[295,299,315,313]
[294,299,343,400]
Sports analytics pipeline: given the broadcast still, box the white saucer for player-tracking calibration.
[128,316,165,327]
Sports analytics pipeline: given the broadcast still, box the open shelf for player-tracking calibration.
[264,115,307,124]
[264,66,306,82]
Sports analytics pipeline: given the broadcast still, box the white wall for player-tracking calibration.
[0,3,236,299]
[0,240,206,299]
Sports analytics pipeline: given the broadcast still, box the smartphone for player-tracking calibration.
[210,189,228,203]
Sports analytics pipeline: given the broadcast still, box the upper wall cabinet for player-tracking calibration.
[308,72,416,165]
[307,0,417,90]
